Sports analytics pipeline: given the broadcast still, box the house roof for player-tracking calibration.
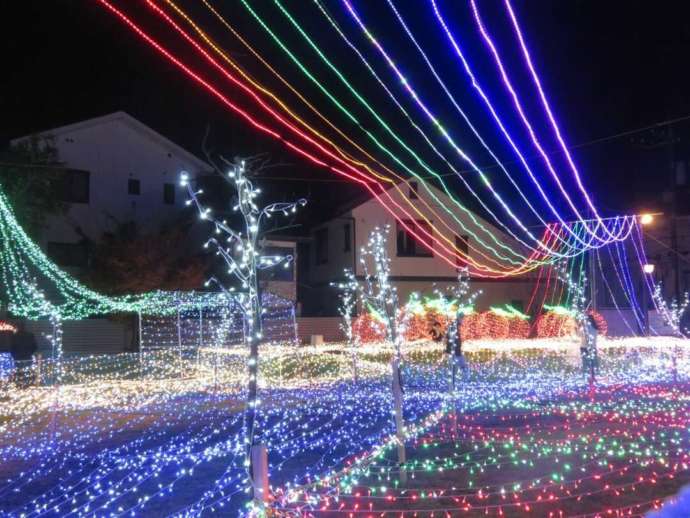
[314,179,490,229]
[11,111,212,173]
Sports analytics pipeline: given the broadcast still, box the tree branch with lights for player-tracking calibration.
[332,268,360,382]
[652,282,689,337]
[180,156,306,490]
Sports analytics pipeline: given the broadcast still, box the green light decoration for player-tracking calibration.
[490,304,530,320]
[542,304,576,318]
[239,0,552,266]
[0,185,228,320]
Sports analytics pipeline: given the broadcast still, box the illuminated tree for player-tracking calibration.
[332,268,359,381]
[181,157,305,471]
[652,282,690,337]
[88,219,207,294]
[359,226,403,359]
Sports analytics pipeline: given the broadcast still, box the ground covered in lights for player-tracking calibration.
[1,337,690,517]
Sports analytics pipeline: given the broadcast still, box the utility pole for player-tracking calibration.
[666,125,681,302]
[589,249,597,312]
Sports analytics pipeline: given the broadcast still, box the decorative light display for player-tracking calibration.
[534,305,609,339]
[652,282,690,337]
[139,291,297,351]
[0,321,17,333]
[4,2,688,516]
[271,339,690,516]
[2,337,690,517]
[94,0,648,280]
[331,269,360,381]
[0,184,232,320]
[340,0,635,253]
[181,158,306,490]
[359,226,404,360]
[469,0,625,244]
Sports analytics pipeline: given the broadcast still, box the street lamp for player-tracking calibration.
[642,263,655,336]
[640,214,654,226]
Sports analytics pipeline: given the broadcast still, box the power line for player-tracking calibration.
[232,113,690,183]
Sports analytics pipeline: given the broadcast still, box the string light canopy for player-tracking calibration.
[94,0,645,279]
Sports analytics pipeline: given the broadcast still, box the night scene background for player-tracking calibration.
[3,2,690,518]
[4,0,690,218]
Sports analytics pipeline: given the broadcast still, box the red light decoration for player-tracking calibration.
[534,309,608,338]
[0,321,16,333]
[352,313,386,343]
[588,310,608,336]
[534,311,577,338]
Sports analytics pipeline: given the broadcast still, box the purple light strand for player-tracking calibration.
[385,0,591,254]
[469,0,627,244]
[503,0,613,237]
[339,0,592,257]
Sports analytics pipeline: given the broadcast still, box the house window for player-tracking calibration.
[408,181,419,199]
[396,219,433,257]
[128,178,140,195]
[47,242,88,268]
[343,223,351,252]
[455,235,469,269]
[258,246,294,282]
[57,169,90,204]
[315,228,329,265]
[163,183,175,205]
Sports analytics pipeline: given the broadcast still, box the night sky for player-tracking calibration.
[4,1,690,222]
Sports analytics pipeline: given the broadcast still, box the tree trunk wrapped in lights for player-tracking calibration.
[180,157,305,498]
[652,282,690,337]
[359,226,403,359]
[332,269,360,381]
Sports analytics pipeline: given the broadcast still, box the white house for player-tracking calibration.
[12,111,301,301]
[11,111,212,268]
[300,181,538,316]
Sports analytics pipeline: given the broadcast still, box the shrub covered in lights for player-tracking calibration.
[352,298,537,343]
[352,312,387,343]
[460,305,530,340]
[534,305,608,338]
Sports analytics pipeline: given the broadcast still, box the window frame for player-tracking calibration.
[57,169,90,204]
[315,227,329,265]
[396,219,433,257]
[163,182,175,205]
[343,223,351,252]
[128,178,141,195]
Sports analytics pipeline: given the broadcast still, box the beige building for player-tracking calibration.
[299,181,538,316]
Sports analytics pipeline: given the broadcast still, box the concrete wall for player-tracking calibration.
[20,318,131,356]
[296,317,344,343]
[15,112,210,247]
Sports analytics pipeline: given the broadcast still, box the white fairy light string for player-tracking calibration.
[359,226,403,362]
[181,157,306,505]
[332,268,360,381]
[652,282,690,337]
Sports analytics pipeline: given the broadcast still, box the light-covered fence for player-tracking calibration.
[139,291,297,352]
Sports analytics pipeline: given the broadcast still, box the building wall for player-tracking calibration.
[644,215,690,300]
[262,239,298,301]
[296,317,344,343]
[309,217,356,285]
[15,113,210,247]
[304,182,537,315]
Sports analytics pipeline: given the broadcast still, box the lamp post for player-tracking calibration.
[642,263,655,336]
